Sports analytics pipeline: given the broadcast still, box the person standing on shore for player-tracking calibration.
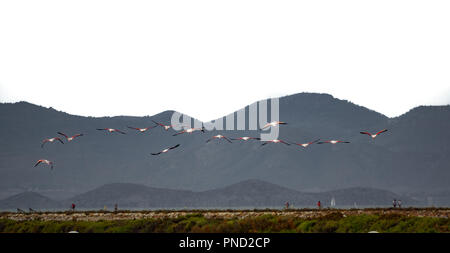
[393,199,397,208]
[71,203,76,212]
[398,200,402,208]
[317,201,321,209]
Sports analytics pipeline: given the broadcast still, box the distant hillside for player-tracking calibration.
[66,183,195,208]
[313,187,411,207]
[195,179,316,207]
[0,93,449,199]
[0,180,421,210]
[0,192,62,211]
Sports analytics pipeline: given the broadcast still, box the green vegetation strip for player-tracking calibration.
[0,213,448,233]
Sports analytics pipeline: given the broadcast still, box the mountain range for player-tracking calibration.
[0,93,449,203]
[0,179,423,211]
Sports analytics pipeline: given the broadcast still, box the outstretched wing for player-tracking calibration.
[376,129,388,135]
[151,152,162,155]
[260,123,270,130]
[223,136,233,143]
[34,160,42,167]
[309,139,321,144]
[280,140,291,145]
[115,129,126,134]
[152,120,165,127]
[360,132,372,136]
[127,126,140,131]
[57,132,68,138]
[169,144,180,150]
[172,130,186,136]
[72,134,83,139]
[56,138,64,144]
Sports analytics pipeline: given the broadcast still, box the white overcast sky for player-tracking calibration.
[0,1,449,121]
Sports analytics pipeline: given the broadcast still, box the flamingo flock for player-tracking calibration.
[33,118,388,170]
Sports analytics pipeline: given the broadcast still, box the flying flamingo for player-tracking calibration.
[41,137,64,148]
[261,139,291,146]
[317,140,350,144]
[173,127,205,136]
[34,159,54,169]
[231,137,261,141]
[151,144,180,155]
[96,128,126,134]
[206,134,233,143]
[291,139,321,148]
[152,120,174,131]
[127,126,156,133]
[360,129,388,139]
[58,132,83,142]
[260,121,287,130]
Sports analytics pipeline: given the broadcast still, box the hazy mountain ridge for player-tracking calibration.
[0,93,449,200]
[0,191,63,210]
[0,179,420,211]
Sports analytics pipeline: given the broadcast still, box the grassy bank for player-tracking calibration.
[0,212,448,233]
